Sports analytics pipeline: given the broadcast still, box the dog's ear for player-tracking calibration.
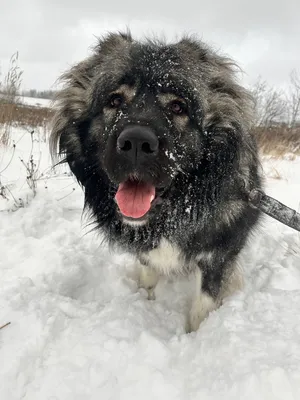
[49,55,96,161]
[178,37,256,180]
[94,31,133,56]
[50,32,133,161]
[202,56,256,171]
[178,37,253,134]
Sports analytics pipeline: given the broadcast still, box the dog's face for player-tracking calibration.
[51,33,258,229]
[89,50,207,225]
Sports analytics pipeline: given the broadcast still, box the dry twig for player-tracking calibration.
[0,322,11,330]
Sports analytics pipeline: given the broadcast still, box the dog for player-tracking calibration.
[50,32,262,332]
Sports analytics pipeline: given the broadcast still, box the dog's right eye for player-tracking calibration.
[170,100,187,115]
[109,94,124,108]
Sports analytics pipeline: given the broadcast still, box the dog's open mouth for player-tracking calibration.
[115,177,163,219]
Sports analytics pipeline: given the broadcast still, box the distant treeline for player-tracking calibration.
[21,89,57,100]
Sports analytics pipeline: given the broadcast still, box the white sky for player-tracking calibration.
[1,0,299,90]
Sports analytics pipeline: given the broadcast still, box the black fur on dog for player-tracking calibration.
[50,32,262,331]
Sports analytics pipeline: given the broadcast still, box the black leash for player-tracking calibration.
[248,189,300,233]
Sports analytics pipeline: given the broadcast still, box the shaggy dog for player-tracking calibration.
[50,32,262,331]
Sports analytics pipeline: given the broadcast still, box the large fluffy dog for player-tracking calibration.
[50,32,262,331]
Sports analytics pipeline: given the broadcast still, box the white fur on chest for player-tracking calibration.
[141,238,184,275]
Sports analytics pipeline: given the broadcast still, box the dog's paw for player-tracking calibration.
[138,283,156,300]
[146,287,156,301]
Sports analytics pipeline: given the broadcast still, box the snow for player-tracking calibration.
[19,96,52,108]
[0,128,300,399]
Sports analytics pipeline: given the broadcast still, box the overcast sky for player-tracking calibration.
[1,0,299,91]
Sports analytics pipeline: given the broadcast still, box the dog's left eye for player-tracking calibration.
[109,94,124,108]
[170,100,186,115]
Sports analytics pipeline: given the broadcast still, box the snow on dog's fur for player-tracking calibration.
[50,32,262,331]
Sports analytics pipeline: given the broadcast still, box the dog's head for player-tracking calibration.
[51,32,258,227]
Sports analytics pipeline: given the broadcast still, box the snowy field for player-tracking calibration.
[0,127,300,400]
[0,95,51,109]
[20,96,51,108]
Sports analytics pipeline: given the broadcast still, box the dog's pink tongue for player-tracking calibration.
[115,181,155,218]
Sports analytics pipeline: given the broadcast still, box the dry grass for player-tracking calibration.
[0,102,53,128]
[252,127,300,158]
[0,102,53,144]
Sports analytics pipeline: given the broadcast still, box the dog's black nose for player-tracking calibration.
[117,126,159,162]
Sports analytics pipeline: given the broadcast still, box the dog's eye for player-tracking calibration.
[109,94,124,108]
[171,100,186,115]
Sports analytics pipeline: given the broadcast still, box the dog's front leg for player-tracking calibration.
[188,261,243,332]
[138,262,160,300]
[188,268,218,332]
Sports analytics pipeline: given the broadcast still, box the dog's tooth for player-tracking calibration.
[150,195,155,202]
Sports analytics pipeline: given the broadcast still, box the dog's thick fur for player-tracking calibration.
[50,32,262,331]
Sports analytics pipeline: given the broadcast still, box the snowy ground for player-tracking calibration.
[0,128,300,400]
[19,96,51,108]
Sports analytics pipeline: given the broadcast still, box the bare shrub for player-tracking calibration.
[0,52,23,145]
[250,72,300,158]
[20,131,42,197]
[0,131,44,209]
[287,70,300,129]
[251,78,287,128]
